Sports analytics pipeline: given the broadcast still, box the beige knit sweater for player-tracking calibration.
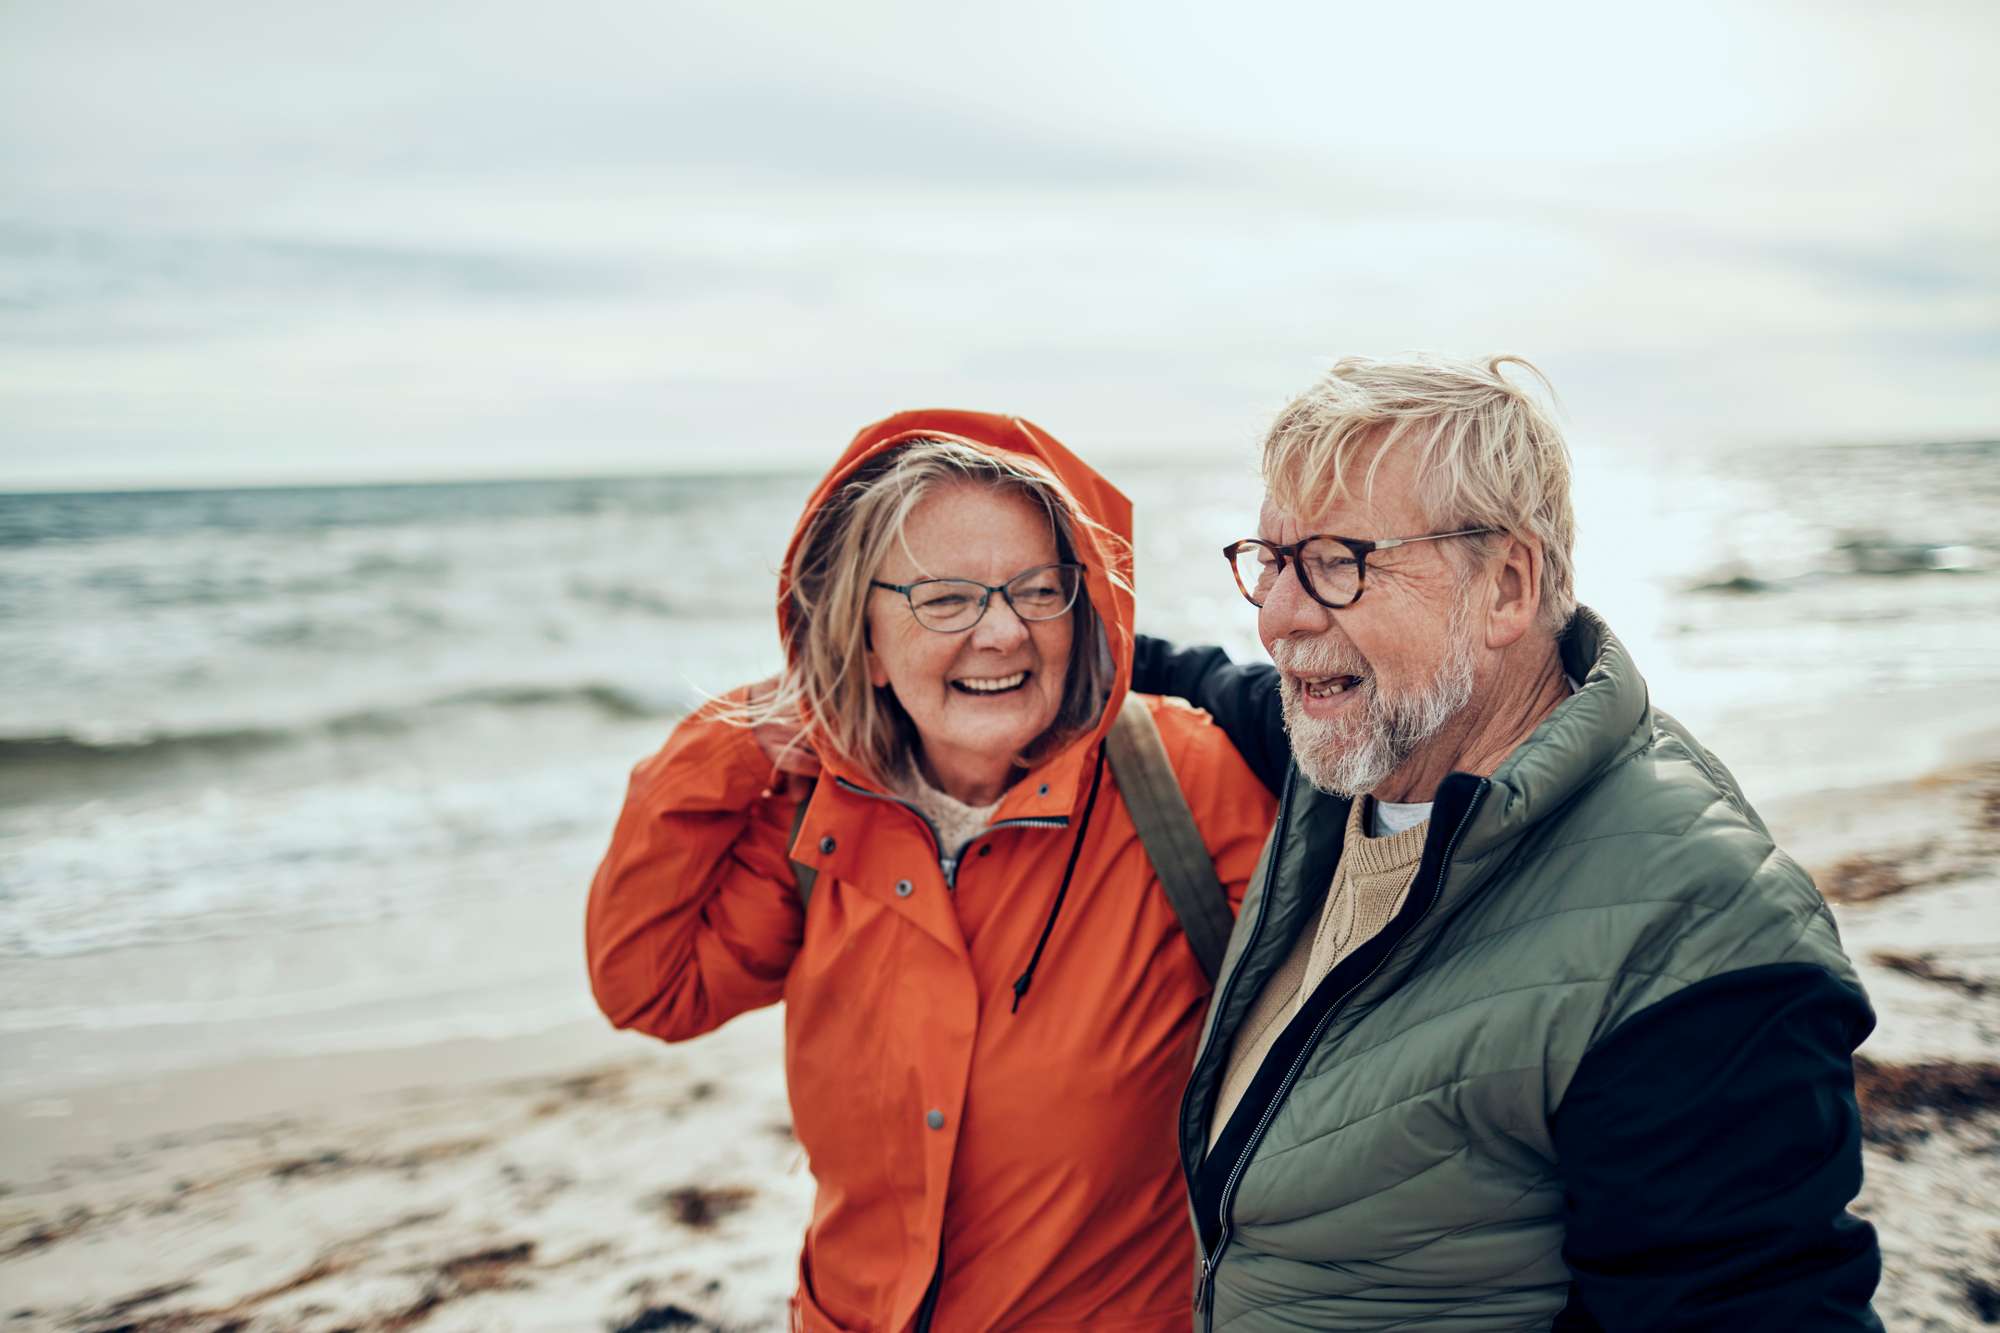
[1208,798,1430,1145]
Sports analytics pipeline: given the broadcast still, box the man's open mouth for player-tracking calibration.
[1300,674,1364,699]
[952,671,1029,695]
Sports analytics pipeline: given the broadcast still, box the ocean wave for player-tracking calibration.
[427,682,664,719]
[1835,538,1990,576]
[0,725,281,765]
[1688,538,1993,595]
[0,682,678,771]
[565,576,683,617]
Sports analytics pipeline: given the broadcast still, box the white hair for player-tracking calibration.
[1261,354,1577,633]
[1272,587,1481,796]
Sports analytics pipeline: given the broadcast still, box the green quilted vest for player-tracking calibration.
[1180,608,1867,1332]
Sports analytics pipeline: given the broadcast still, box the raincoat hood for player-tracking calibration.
[776,408,1136,809]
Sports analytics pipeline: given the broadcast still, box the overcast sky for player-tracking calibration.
[2,0,1995,488]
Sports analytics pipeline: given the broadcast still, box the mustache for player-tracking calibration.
[1269,638,1369,680]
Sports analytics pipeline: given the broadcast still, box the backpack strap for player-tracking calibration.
[787,777,819,908]
[1105,695,1234,983]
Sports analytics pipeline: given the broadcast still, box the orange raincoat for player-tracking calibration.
[587,411,1274,1330]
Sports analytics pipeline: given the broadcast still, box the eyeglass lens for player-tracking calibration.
[1231,538,1361,608]
[908,564,1081,631]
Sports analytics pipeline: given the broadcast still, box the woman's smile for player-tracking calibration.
[951,670,1030,695]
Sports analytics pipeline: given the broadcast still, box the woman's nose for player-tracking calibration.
[969,593,1032,649]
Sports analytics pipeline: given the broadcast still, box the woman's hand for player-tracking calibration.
[746,675,821,778]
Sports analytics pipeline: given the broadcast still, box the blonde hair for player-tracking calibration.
[750,438,1119,782]
[1262,354,1577,632]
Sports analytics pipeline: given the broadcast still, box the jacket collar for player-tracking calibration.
[1453,606,1651,869]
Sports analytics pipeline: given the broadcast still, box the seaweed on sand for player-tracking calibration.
[647,1184,755,1229]
[1872,950,1992,997]
[1853,1054,2000,1150]
[1959,1271,2000,1324]
[608,1306,722,1332]
[1818,853,1918,903]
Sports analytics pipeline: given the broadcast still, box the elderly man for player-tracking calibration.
[1134,355,1881,1331]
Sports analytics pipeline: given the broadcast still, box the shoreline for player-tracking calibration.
[8,679,1997,1105]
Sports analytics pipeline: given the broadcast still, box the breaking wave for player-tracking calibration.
[0,682,677,772]
[1688,537,1993,595]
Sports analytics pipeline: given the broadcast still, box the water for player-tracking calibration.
[3,443,1996,1096]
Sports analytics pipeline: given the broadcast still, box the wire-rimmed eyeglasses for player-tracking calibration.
[1222,530,1494,609]
[869,562,1087,633]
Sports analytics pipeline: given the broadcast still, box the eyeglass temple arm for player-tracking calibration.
[1371,528,1491,552]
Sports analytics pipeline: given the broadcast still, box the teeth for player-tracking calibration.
[1303,675,1356,698]
[956,672,1026,693]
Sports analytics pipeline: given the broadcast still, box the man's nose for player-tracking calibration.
[1259,560,1335,641]
[969,592,1032,650]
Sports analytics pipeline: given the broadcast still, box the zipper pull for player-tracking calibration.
[1197,1256,1216,1326]
[940,855,958,889]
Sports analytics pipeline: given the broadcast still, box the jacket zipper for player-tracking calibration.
[832,776,1068,889]
[1194,779,1491,1329]
[949,816,1067,888]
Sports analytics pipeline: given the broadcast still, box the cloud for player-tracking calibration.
[0,0,1995,486]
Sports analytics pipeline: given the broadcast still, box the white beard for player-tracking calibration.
[1273,600,1480,798]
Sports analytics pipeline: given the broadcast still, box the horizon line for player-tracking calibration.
[3,433,1995,499]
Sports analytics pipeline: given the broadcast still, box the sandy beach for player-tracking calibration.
[4,755,1997,1332]
[0,1012,813,1332]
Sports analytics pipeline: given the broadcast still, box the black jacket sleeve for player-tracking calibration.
[1551,962,1883,1332]
[1130,634,1289,796]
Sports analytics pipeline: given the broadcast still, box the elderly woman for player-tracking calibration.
[586,409,1273,1331]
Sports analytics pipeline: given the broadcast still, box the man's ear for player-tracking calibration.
[1485,533,1543,650]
